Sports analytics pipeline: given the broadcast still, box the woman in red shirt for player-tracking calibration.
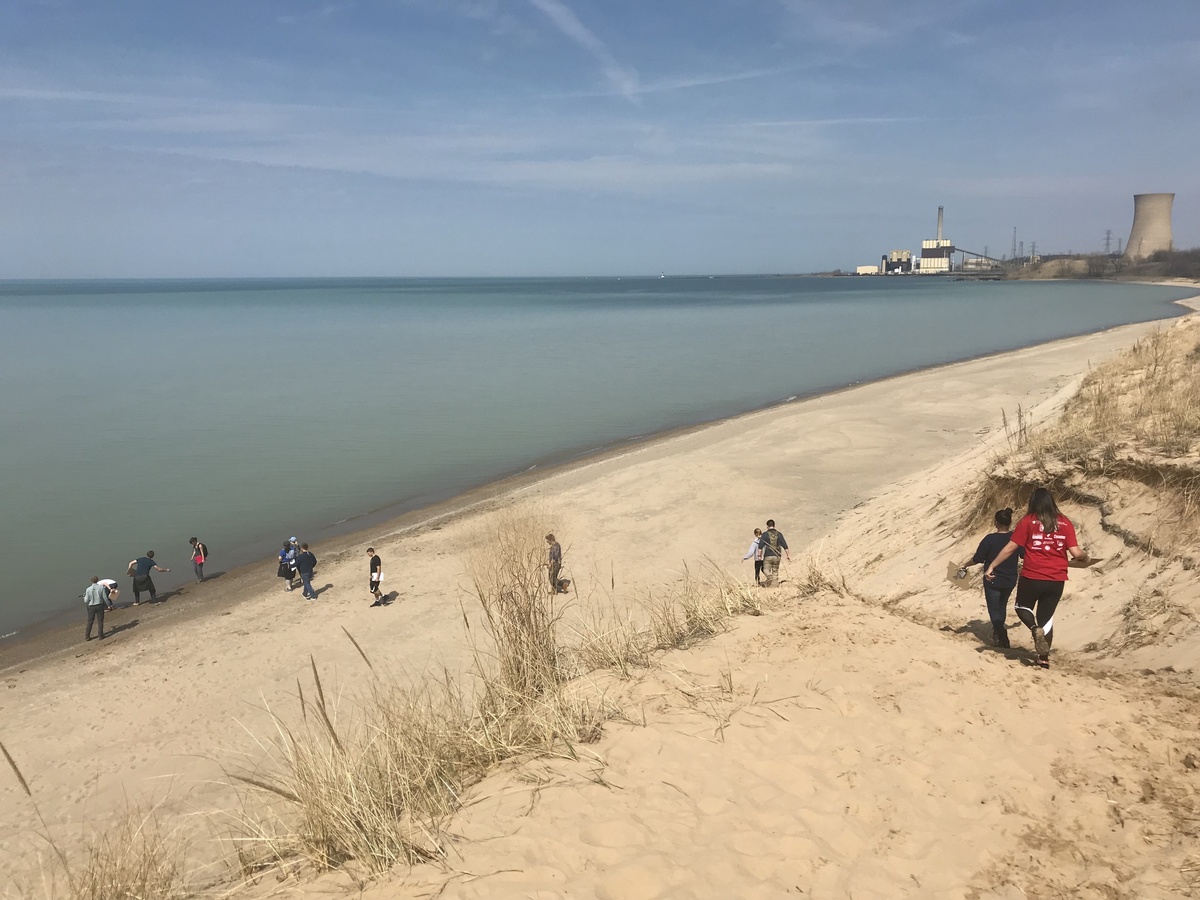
[984,487,1087,669]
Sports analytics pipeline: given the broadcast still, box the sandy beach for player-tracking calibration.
[3,307,1199,898]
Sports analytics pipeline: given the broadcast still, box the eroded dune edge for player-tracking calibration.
[3,308,1199,900]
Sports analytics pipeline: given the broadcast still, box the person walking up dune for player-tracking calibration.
[985,488,1087,669]
[957,508,1022,648]
[756,520,790,586]
[743,528,764,585]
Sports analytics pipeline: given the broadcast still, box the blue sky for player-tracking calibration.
[2,0,1197,277]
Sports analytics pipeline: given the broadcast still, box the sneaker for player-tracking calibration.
[1036,656,1050,669]
[992,623,1011,649]
[1031,625,1050,658]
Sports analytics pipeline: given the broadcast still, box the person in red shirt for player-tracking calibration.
[984,487,1087,669]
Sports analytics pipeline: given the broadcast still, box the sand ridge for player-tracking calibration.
[2,313,1198,897]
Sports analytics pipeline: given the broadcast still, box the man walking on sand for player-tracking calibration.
[546,534,563,594]
[296,543,319,600]
[367,547,384,606]
[756,520,790,586]
[128,550,170,605]
[84,576,110,640]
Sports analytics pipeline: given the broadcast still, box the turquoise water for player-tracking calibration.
[0,276,1191,639]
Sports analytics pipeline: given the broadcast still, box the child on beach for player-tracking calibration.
[743,528,765,585]
[984,488,1087,669]
[957,508,1022,648]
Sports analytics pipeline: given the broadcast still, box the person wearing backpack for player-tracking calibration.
[756,520,790,586]
[189,537,209,582]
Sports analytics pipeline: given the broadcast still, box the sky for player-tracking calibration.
[2,0,1198,277]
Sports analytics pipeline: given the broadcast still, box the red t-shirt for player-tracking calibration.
[1011,513,1077,582]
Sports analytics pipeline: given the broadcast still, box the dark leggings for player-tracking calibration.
[1014,577,1065,644]
[753,560,763,583]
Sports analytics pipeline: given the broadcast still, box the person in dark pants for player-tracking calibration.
[985,488,1087,669]
[367,547,383,606]
[743,528,764,585]
[957,508,1022,648]
[546,534,563,594]
[296,543,319,600]
[756,520,790,586]
[84,576,109,640]
[127,551,170,606]
[189,537,209,582]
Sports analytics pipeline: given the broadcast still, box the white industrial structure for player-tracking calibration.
[917,206,954,274]
[1123,193,1174,259]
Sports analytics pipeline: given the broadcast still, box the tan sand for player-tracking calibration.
[2,312,1198,897]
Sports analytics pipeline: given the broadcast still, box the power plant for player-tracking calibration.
[854,193,1182,276]
[1123,193,1174,260]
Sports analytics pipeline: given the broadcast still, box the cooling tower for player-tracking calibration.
[1123,193,1174,259]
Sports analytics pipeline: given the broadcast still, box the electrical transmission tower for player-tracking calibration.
[1104,230,1113,255]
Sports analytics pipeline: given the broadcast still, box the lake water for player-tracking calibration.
[0,276,1191,640]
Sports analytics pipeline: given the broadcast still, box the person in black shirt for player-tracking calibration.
[296,543,318,600]
[367,547,384,606]
[957,508,1022,648]
[756,520,790,586]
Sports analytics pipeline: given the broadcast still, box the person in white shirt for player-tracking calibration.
[742,528,764,585]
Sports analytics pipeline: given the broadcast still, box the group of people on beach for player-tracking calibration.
[277,538,320,600]
[742,519,791,586]
[82,487,1083,671]
[82,538,206,641]
[956,487,1087,669]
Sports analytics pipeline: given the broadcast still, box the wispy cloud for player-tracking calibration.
[525,0,640,98]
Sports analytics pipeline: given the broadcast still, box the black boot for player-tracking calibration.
[992,622,1011,649]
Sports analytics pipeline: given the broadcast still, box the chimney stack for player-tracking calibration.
[936,206,944,242]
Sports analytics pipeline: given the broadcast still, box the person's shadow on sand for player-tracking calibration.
[106,619,139,637]
[948,619,1038,663]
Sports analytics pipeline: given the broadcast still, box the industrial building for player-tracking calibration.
[1123,193,1174,259]
[917,206,954,274]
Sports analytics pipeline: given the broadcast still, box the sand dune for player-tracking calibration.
[3,311,1198,898]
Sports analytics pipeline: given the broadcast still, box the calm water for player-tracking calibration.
[0,276,1191,639]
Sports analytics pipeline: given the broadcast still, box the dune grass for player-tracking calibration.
[2,741,187,900]
[569,560,762,679]
[965,322,1200,546]
[228,509,610,878]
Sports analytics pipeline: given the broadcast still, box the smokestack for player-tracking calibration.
[936,206,944,241]
[1123,193,1174,259]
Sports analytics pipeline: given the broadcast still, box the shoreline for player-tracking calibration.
[5,291,1196,675]
[3,300,1199,896]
